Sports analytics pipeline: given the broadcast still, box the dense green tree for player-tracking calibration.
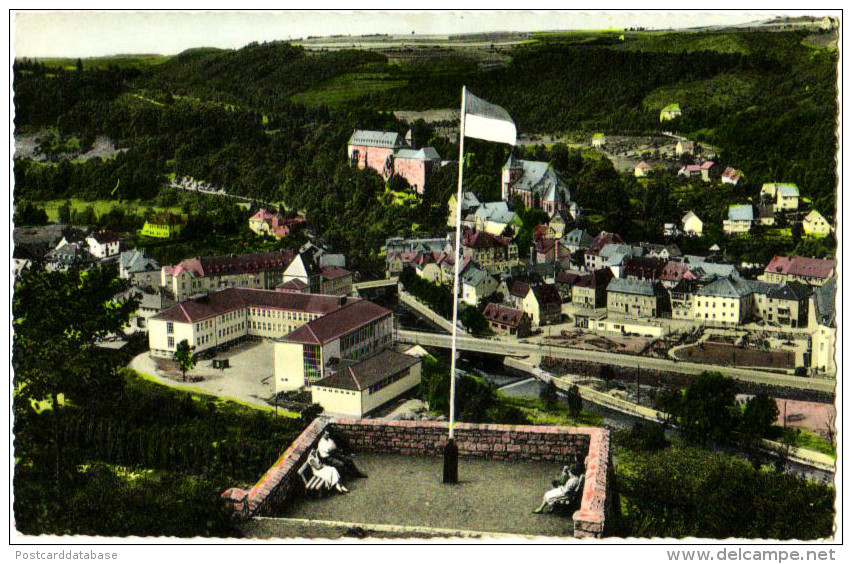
[58,200,72,224]
[616,438,834,539]
[13,202,49,226]
[173,340,196,383]
[740,394,780,442]
[672,372,741,445]
[13,266,138,405]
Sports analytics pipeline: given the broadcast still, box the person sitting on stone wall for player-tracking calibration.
[552,454,585,488]
[534,466,584,514]
[306,449,349,494]
[318,431,368,478]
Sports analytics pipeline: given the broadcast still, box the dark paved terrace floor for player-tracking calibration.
[269,452,576,538]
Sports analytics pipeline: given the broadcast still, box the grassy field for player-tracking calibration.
[499,395,604,427]
[290,71,407,107]
[771,426,835,458]
[36,198,183,222]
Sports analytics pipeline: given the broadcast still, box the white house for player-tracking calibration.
[761,183,800,211]
[802,210,832,237]
[682,211,703,237]
[675,140,694,156]
[86,231,121,259]
[461,265,498,306]
[723,205,754,235]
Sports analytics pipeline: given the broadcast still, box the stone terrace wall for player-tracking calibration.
[223,417,612,539]
[331,418,591,462]
[221,416,331,518]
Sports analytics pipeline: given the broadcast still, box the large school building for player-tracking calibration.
[148,287,358,358]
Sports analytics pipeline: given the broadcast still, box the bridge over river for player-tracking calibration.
[396,329,834,394]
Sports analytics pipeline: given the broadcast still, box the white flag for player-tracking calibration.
[463,90,516,146]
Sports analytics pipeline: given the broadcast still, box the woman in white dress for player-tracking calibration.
[534,467,581,514]
[307,450,349,493]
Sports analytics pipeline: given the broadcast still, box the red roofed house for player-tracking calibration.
[622,256,667,282]
[162,250,295,302]
[584,231,624,270]
[248,208,306,239]
[721,167,743,186]
[282,247,352,296]
[760,255,836,287]
[634,160,654,178]
[483,303,532,337]
[161,250,295,302]
[275,299,394,391]
[148,287,350,358]
[678,161,720,182]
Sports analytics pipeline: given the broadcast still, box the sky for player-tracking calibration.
[11,10,808,58]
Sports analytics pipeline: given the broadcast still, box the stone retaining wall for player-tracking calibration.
[223,417,612,538]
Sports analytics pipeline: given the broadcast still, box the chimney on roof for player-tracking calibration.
[339,296,347,307]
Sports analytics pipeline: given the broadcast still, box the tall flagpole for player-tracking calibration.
[443,85,466,483]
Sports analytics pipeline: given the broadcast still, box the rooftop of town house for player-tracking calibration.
[607,277,663,297]
[727,205,754,222]
[321,266,352,281]
[282,299,392,346]
[722,167,742,181]
[395,147,441,161]
[163,250,295,277]
[586,231,624,255]
[348,130,404,149]
[764,255,836,279]
[313,350,420,392]
[695,275,754,298]
[120,249,160,273]
[766,281,812,302]
[461,265,493,287]
[483,302,527,327]
[813,277,836,327]
[463,230,511,250]
[530,283,562,305]
[562,228,594,247]
[574,268,614,289]
[270,452,575,538]
[152,288,348,324]
[88,230,121,244]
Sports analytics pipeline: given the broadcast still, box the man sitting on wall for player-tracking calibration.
[318,431,368,478]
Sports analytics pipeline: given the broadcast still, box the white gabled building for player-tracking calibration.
[682,211,703,237]
[86,231,121,259]
[761,183,800,211]
[802,210,832,237]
